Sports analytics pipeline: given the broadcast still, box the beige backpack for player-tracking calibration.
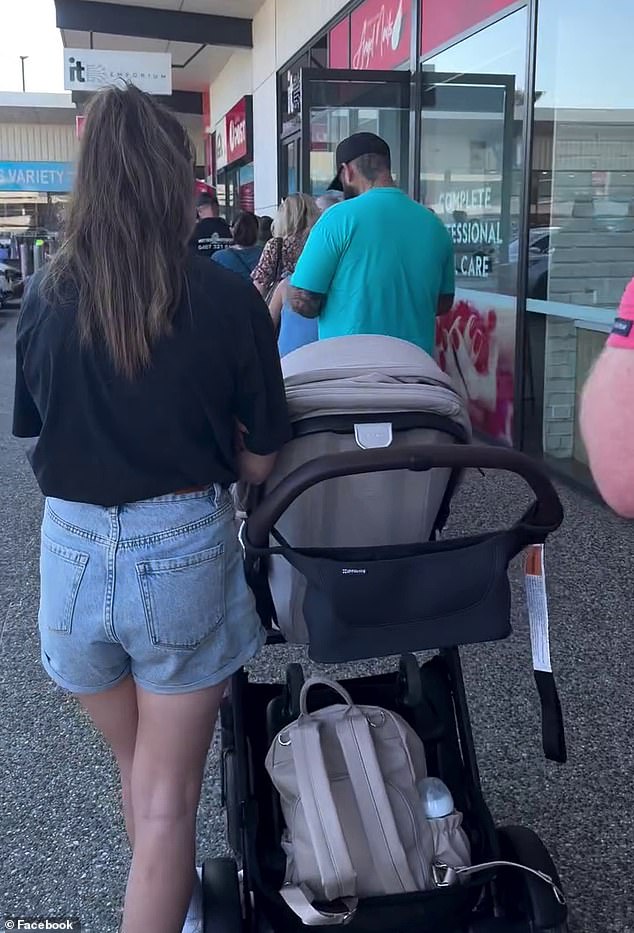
[265,678,470,925]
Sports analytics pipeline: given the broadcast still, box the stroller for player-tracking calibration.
[202,336,568,933]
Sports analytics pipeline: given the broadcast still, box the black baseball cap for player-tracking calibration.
[329,132,391,191]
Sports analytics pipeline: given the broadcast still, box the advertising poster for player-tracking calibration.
[421,75,517,444]
[436,289,516,445]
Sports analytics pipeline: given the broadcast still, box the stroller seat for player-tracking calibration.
[253,335,471,645]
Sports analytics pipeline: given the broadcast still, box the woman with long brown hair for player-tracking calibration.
[13,85,290,933]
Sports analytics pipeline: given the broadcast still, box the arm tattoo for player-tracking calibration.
[287,285,324,319]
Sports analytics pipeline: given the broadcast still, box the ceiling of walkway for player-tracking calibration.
[55,0,266,94]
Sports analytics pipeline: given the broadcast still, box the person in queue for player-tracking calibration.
[190,191,232,255]
[251,192,320,304]
[288,133,455,354]
[580,277,634,517]
[13,85,290,933]
[272,190,342,357]
[212,211,263,281]
[257,214,273,246]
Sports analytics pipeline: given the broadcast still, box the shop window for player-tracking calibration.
[525,0,634,472]
[420,8,528,445]
[306,76,409,197]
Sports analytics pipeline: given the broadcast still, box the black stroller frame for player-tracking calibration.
[202,435,568,933]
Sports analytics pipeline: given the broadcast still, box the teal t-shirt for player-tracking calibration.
[291,188,454,354]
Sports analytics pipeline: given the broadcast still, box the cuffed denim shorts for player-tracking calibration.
[38,486,266,695]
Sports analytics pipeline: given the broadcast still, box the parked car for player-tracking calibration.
[497,227,558,299]
[0,261,22,308]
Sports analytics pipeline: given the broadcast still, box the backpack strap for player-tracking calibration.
[291,715,357,902]
[335,710,420,893]
[280,885,357,927]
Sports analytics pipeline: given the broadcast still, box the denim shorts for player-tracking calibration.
[38,486,266,695]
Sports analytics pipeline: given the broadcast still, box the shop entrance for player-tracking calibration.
[280,68,410,199]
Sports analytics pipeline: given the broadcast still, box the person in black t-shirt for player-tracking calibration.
[190,191,232,256]
[13,85,290,933]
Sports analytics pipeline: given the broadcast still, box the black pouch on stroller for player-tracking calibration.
[265,530,517,662]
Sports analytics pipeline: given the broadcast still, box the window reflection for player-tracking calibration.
[527,0,634,467]
[420,8,527,446]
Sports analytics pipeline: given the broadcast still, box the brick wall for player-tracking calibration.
[542,317,577,458]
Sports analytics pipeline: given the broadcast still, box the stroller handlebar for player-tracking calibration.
[246,444,564,548]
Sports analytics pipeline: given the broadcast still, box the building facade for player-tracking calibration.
[209,0,634,483]
[0,93,79,248]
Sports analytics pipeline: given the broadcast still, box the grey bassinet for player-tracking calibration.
[259,335,471,644]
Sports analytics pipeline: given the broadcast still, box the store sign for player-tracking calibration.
[287,70,302,115]
[0,160,74,193]
[215,97,252,171]
[215,118,227,170]
[421,0,517,56]
[63,48,172,95]
[226,97,251,165]
[351,0,410,71]
[440,186,502,279]
[329,18,351,68]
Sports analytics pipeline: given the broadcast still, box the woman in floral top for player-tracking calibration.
[252,193,320,300]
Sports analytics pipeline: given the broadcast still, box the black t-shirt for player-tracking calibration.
[191,216,233,256]
[13,256,291,506]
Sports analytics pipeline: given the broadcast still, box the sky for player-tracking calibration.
[1,0,65,93]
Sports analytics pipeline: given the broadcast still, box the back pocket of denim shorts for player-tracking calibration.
[136,543,225,651]
[40,536,89,635]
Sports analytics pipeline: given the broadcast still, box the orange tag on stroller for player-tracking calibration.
[524,544,552,674]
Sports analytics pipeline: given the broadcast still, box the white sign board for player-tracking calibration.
[64,49,172,95]
[215,117,227,170]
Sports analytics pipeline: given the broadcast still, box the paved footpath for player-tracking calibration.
[1,309,633,932]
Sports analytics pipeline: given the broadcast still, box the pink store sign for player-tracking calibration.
[350,0,411,71]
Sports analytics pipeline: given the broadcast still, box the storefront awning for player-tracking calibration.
[54,0,262,97]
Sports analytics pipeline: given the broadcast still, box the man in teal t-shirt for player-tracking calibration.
[289,133,454,355]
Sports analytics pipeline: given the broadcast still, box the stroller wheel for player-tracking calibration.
[202,857,244,933]
[495,826,568,932]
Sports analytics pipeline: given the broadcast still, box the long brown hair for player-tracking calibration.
[42,84,195,378]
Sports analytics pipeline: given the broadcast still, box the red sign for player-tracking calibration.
[329,17,350,68]
[421,0,517,56]
[350,0,411,71]
[75,115,86,139]
[225,96,252,166]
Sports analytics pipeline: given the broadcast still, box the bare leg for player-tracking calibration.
[121,681,226,933]
[79,675,138,845]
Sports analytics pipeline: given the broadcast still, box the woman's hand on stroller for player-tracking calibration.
[234,419,278,486]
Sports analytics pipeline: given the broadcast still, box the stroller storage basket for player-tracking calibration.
[246,445,563,663]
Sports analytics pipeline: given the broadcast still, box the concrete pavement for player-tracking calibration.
[1,309,633,932]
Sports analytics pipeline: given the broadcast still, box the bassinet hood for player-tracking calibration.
[281,335,471,436]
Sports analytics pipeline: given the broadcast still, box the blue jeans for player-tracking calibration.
[38,487,265,694]
[278,302,318,357]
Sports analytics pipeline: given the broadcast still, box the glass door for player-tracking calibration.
[299,69,410,198]
[281,135,301,195]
